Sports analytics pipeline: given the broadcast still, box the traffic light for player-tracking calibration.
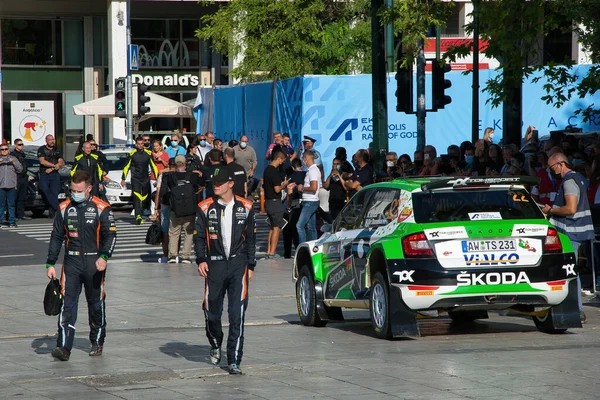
[432,60,452,110]
[114,77,127,118]
[137,84,151,117]
[395,61,413,114]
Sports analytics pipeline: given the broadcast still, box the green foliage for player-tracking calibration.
[196,0,372,82]
[381,0,453,66]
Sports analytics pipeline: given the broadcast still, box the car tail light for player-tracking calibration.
[544,228,562,253]
[402,233,433,257]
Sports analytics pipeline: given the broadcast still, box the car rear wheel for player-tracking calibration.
[296,265,327,327]
[533,308,568,334]
[370,272,392,339]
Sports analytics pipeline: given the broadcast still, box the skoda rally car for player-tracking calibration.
[293,176,581,339]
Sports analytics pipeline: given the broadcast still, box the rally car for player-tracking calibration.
[293,176,581,339]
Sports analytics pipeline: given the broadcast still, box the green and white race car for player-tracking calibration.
[293,176,581,339]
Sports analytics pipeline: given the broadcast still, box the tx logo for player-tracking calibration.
[448,177,470,186]
[562,263,576,276]
[430,231,440,238]
[516,228,526,234]
[393,270,415,283]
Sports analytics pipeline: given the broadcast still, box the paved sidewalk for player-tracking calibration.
[1,259,600,400]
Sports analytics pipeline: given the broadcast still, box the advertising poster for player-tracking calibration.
[10,100,55,146]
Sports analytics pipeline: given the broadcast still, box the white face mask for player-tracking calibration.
[424,153,431,161]
[386,161,395,167]
[489,133,494,139]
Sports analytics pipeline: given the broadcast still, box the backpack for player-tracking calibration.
[169,173,196,217]
[145,221,162,245]
[44,278,63,316]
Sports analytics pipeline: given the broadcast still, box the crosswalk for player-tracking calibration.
[4,216,274,264]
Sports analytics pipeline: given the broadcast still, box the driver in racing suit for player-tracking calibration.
[121,136,159,224]
[195,167,256,375]
[46,170,117,361]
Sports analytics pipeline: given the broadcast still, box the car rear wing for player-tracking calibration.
[420,176,540,192]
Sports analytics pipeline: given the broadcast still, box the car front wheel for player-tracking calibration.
[370,272,392,339]
[296,265,327,327]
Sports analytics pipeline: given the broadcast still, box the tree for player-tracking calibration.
[196,0,373,83]
[444,0,547,147]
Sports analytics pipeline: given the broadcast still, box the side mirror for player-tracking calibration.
[321,223,332,233]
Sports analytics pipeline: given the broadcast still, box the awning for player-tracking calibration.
[73,90,193,120]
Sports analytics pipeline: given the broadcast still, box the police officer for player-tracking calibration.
[297,136,324,181]
[71,141,104,197]
[195,167,256,375]
[121,136,159,224]
[38,135,64,218]
[46,170,117,361]
[542,152,594,323]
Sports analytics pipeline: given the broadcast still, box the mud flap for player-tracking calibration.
[389,286,421,338]
[549,278,582,329]
[314,281,331,321]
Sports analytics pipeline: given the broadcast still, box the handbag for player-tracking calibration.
[43,278,63,316]
[145,221,163,245]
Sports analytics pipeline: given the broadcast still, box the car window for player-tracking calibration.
[334,189,372,232]
[413,188,544,223]
[103,153,130,172]
[361,189,402,228]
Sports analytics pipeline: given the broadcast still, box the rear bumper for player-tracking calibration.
[387,252,577,310]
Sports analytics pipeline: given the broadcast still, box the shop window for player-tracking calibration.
[132,19,200,68]
[1,19,62,66]
[441,3,463,38]
[64,21,83,66]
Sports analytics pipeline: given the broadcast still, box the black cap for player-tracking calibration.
[212,166,233,184]
[303,136,317,143]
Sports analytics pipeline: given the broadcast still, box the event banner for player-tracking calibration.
[10,101,55,146]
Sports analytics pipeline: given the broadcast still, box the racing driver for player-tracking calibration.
[195,167,256,375]
[46,170,117,361]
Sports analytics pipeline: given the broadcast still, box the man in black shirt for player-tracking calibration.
[323,158,350,221]
[203,149,224,199]
[344,149,373,199]
[263,150,288,259]
[10,138,30,220]
[37,135,64,218]
[224,148,247,198]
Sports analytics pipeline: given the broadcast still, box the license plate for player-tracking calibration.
[58,193,66,199]
[461,239,516,252]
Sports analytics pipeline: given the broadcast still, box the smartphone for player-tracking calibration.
[532,129,539,141]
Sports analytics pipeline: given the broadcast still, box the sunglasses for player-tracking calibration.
[16,143,23,146]
[0,148,8,151]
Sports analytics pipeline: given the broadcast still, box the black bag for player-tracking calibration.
[145,221,162,245]
[44,278,63,316]
[169,173,196,217]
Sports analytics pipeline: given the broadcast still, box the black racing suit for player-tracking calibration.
[71,153,104,197]
[121,148,158,217]
[46,196,117,351]
[194,195,256,366]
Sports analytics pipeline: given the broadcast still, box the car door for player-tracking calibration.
[350,188,402,298]
[323,189,374,300]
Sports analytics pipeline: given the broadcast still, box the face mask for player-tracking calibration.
[171,141,178,148]
[424,153,431,161]
[465,155,474,164]
[489,133,494,139]
[336,165,341,171]
[386,161,395,168]
[240,142,247,149]
[71,192,87,203]
[199,140,207,147]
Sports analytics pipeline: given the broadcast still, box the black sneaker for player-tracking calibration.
[209,347,221,365]
[89,344,103,356]
[228,363,242,375]
[51,347,70,361]
[167,257,178,264]
[8,223,17,228]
